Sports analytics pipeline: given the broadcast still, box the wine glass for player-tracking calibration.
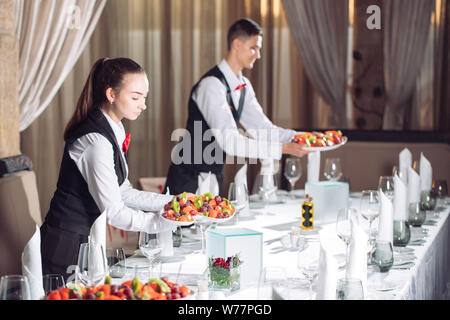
[42,274,65,295]
[77,242,108,288]
[297,237,321,300]
[106,248,127,278]
[432,179,448,207]
[336,278,364,300]
[360,190,380,259]
[378,176,394,201]
[257,266,288,300]
[324,158,343,181]
[284,157,302,198]
[0,275,31,300]
[139,232,162,276]
[228,182,249,223]
[371,240,394,273]
[336,208,356,268]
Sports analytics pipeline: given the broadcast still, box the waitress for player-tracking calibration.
[40,57,190,280]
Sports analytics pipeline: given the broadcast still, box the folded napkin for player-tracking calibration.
[196,171,219,195]
[90,211,107,259]
[21,225,45,300]
[234,164,250,217]
[407,167,421,204]
[399,148,412,183]
[307,151,320,183]
[259,159,278,200]
[419,153,432,191]
[346,215,368,298]
[377,190,393,244]
[316,236,338,300]
[393,173,408,220]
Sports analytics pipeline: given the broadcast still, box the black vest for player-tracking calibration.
[44,108,127,236]
[165,66,246,195]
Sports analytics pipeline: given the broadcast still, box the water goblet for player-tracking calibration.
[106,247,127,278]
[139,232,162,276]
[360,190,380,254]
[77,242,108,287]
[336,278,364,300]
[228,182,249,223]
[378,176,394,201]
[336,208,356,267]
[432,179,448,207]
[297,238,321,299]
[0,275,31,300]
[408,202,426,227]
[43,274,65,295]
[284,157,302,198]
[324,158,343,182]
[257,266,288,300]
[371,240,394,273]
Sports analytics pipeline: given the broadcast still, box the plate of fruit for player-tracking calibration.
[44,276,194,300]
[161,192,236,225]
[292,130,347,151]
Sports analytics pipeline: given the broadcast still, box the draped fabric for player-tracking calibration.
[14,0,106,131]
[282,0,349,128]
[20,0,318,216]
[382,0,434,130]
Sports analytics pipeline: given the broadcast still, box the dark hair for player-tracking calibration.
[227,18,263,51]
[64,57,144,141]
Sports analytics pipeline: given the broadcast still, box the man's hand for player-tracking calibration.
[282,142,312,158]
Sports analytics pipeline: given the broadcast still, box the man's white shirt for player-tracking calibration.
[192,59,300,160]
[68,110,173,233]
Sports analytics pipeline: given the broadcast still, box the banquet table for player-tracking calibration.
[112,190,450,300]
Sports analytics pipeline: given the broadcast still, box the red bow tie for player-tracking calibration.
[122,133,131,153]
[234,83,247,91]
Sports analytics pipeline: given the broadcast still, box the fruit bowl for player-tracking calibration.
[292,130,348,152]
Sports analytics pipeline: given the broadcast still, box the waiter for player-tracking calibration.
[165,18,309,196]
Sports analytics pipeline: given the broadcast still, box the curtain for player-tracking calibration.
[14,0,106,131]
[282,0,349,128]
[382,0,434,130]
[20,0,318,216]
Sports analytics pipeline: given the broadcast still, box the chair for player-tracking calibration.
[0,170,42,275]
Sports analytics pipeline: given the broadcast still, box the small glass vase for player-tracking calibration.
[208,265,240,292]
[408,202,426,227]
[393,220,411,247]
[420,190,437,211]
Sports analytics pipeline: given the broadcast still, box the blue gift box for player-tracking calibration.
[206,227,263,286]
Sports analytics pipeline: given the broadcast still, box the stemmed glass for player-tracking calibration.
[336,278,364,300]
[336,208,356,268]
[43,274,65,295]
[378,176,394,201]
[139,232,162,277]
[360,190,380,258]
[0,275,31,300]
[432,179,448,207]
[228,182,249,223]
[257,266,288,300]
[106,248,127,278]
[297,238,321,300]
[324,158,343,181]
[284,157,302,198]
[77,241,108,287]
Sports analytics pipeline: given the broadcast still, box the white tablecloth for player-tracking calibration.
[114,191,450,300]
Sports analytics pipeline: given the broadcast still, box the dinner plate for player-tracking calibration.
[193,213,236,225]
[301,136,348,152]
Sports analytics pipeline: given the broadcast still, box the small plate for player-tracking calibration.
[119,257,151,269]
[368,280,400,292]
[300,136,348,152]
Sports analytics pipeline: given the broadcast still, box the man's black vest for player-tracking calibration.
[165,65,246,195]
[44,108,127,236]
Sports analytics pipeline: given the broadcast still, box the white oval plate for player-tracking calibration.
[193,213,236,225]
[300,136,348,152]
[160,209,195,226]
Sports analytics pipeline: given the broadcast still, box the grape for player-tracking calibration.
[189,210,197,216]
[161,276,169,283]
[180,291,187,298]
[164,204,171,211]
[85,293,96,300]
[121,286,134,300]
[215,196,222,203]
[110,285,119,295]
[172,293,181,300]
[166,292,173,300]
[171,285,180,293]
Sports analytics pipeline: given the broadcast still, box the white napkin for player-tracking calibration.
[89,211,107,259]
[419,153,432,191]
[316,237,338,300]
[234,164,250,217]
[393,173,408,220]
[196,171,219,195]
[21,225,45,300]
[158,188,174,256]
[399,148,412,183]
[346,215,368,298]
[407,167,421,204]
[377,190,393,244]
[307,151,320,182]
[259,159,278,200]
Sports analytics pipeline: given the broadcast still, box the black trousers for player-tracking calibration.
[164,164,224,196]
[40,221,88,282]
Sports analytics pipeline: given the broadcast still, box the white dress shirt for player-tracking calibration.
[192,59,300,160]
[68,110,174,233]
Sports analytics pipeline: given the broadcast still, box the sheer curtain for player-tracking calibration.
[382,0,434,130]
[20,0,317,215]
[282,0,349,128]
[14,0,106,131]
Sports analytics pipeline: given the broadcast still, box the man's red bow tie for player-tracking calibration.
[234,83,247,91]
[122,133,131,153]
